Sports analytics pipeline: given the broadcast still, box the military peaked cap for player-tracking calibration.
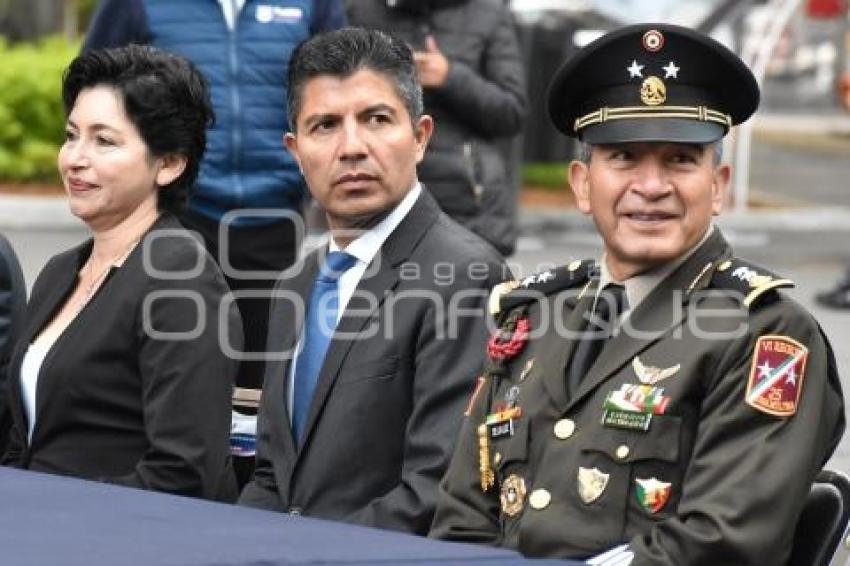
[547,23,759,143]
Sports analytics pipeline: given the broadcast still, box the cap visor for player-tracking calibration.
[582,118,726,144]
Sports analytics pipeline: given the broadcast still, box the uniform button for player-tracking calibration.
[529,488,551,510]
[553,419,575,439]
[493,452,502,466]
[288,507,303,516]
[616,445,630,460]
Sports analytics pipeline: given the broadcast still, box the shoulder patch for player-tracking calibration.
[710,258,794,308]
[746,335,808,417]
[489,260,596,315]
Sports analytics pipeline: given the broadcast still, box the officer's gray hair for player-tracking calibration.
[576,140,724,166]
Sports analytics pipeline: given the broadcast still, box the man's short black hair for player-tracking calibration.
[286,27,423,132]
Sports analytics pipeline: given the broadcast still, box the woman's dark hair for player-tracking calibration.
[62,45,214,213]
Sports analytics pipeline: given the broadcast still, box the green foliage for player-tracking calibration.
[522,162,568,190]
[0,36,78,183]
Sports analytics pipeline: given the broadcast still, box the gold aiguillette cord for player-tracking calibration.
[477,424,495,492]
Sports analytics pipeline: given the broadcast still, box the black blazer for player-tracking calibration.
[239,190,508,534]
[4,214,242,501]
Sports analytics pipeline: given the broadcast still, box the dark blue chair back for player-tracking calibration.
[790,470,850,566]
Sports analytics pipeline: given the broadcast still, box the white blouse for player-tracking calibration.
[20,343,50,441]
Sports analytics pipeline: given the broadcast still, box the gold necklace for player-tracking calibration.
[75,236,142,316]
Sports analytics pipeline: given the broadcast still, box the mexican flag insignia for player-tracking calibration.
[746,335,808,417]
[635,477,671,514]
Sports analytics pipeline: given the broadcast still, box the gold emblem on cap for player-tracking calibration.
[578,467,610,504]
[640,76,666,106]
[642,29,664,52]
[500,474,527,517]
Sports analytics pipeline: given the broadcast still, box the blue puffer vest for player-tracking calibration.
[143,0,312,225]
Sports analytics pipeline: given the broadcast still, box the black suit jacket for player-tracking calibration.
[0,234,25,454]
[239,190,508,534]
[4,214,242,501]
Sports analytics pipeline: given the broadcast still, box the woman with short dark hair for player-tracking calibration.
[3,45,242,501]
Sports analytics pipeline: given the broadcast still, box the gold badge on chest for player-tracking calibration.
[500,474,527,517]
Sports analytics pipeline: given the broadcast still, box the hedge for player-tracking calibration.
[522,162,568,190]
[0,36,79,183]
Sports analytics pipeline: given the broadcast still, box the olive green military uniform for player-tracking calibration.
[431,230,845,564]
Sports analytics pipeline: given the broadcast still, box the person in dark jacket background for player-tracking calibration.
[0,233,25,456]
[83,0,346,391]
[347,0,527,256]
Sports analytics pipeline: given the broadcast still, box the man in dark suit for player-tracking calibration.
[238,28,507,535]
[431,24,845,564]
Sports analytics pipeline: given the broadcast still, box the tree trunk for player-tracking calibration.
[0,0,65,42]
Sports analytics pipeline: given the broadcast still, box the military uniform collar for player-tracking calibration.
[597,224,716,313]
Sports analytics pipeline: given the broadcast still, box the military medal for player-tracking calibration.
[500,474,527,517]
[602,384,670,431]
[578,467,610,504]
[635,477,672,514]
[519,358,535,382]
[504,386,520,407]
[477,424,495,492]
[632,356,680,385]
[746,335,808,417]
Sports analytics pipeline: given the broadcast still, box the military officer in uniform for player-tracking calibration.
[430,24,845,565]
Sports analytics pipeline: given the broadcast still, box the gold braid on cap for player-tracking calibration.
[574,105,732,133]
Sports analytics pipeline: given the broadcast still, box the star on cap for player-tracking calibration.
[627,60,644,79]
[662,61,680,79]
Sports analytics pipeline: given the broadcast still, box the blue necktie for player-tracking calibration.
[292,251,358,443]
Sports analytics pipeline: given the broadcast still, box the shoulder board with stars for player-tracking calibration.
[709,258,794,308]
[489,259,596,315]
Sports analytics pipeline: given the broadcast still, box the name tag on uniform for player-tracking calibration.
[485,406,521,439]
[488,419,514,439]
[602,409,652,431]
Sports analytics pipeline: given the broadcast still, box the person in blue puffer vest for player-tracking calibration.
[83,1,346,395]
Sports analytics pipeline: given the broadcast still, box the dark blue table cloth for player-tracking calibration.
[0,467,582,565]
